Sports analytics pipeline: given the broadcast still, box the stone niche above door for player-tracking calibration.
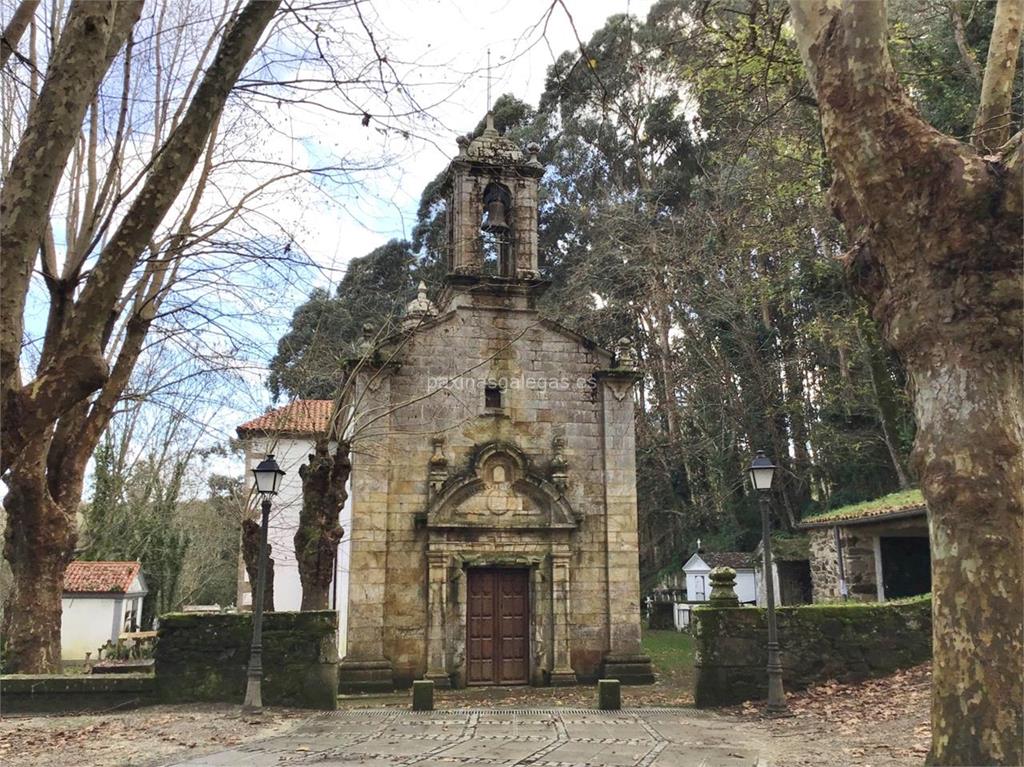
[420,441,580,531]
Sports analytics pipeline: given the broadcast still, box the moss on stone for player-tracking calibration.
[154,610,338,710]
[802,489,925,525]
[692,597,931,708]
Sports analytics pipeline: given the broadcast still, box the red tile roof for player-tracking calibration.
[64,561,141,594]
[236,400,333,437]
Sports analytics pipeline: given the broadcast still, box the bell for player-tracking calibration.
[481,198,509,234]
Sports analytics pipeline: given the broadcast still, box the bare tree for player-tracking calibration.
[0,0,280,672]
[789,1,1022,763]
[1,0,446,672]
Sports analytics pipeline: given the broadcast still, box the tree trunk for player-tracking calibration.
[241,518,274,613]
[859,319,911,489]
[915,352,1022,765]
[0,0,280,673]
[789,2,1023,762]
[1,451,75,672]
[296,439,348,610]
[0,0,140,393]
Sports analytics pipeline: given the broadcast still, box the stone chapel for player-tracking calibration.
[337,114,653,691]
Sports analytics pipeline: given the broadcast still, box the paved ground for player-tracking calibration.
[158,708,770,767]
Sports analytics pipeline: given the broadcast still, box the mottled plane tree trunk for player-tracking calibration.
[789,1,1022,764]
[0,0,280,672]
[296,439,349,610]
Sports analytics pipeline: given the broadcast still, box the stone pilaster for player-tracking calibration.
[550,551,576,685]
[597,369,654,684]
[424,551,451,687]
[338,367,394,693]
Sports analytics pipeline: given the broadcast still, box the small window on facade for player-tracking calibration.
[485,384,502,409]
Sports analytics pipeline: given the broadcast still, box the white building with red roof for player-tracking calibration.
[236,400,351,650]
[61,560,147,660]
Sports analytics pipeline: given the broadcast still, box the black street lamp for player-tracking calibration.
[749,450,788,716]
[243,454,285,713]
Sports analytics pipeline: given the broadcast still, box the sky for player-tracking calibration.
[275,0,657,280]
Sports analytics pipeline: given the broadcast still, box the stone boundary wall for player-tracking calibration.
[693,596,931,707]
[0,673,155,713]
[154,610,338,709]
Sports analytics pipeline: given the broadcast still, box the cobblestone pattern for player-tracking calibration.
[164,707,765,766]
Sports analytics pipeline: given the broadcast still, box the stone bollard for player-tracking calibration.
[708,566,740,607]
[598,679,621,711]
[412,680,434,711]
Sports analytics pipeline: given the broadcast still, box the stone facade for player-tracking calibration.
[808,514,928,602]
[338,117,652,690]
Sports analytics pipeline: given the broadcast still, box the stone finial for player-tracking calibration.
[402,281,437,330]
[550,435,568,491]
[428,437,448,493]
[358,322,376,356]
[614,337,637,369]
[526,141,542,166]
[708,567,740,606]
[483,111,498,137]
[456,134,470,157]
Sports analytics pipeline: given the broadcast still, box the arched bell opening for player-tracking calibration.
[481,181,512,277]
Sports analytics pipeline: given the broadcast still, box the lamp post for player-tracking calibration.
[243,454,285,713]
[749,450,788,716]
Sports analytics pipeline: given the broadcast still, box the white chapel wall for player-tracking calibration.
[242,436,351,654]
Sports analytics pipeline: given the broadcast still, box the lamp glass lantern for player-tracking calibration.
[252,454,285,495]
[748,451,776,492]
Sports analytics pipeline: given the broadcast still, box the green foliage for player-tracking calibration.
[81,435,191,626]
[175,474,246,607]
[267,239,430,400]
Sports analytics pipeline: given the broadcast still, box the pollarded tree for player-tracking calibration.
[789,1,1022,763]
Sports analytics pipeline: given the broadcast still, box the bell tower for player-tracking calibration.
[445,113,545,287]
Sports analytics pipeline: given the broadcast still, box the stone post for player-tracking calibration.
[412,680,434,711]
[708,567,740,607]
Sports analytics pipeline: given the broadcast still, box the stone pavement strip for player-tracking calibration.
[157,707,772,767]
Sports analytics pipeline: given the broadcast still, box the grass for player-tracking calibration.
[642,629,695,682]
[803,488,924,524]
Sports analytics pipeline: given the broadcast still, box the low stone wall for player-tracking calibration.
[1,673,155,713]
[154,610,338,709]
[693,596,931,707]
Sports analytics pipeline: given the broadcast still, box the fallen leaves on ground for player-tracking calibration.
[729,663,932,766]
[0,704,305,767]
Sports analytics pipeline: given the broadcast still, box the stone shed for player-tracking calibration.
[803,490,930,603]
[337,114,652,691]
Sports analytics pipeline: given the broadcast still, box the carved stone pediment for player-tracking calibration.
[425,441,579,530]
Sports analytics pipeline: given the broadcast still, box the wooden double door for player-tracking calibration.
[467,568,529,685]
